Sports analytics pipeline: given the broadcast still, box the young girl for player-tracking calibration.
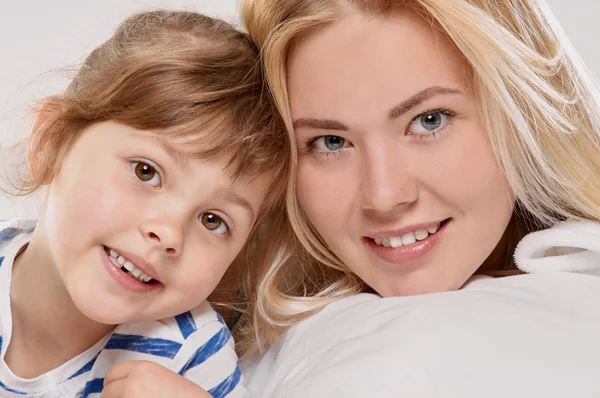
[0,10,288,398]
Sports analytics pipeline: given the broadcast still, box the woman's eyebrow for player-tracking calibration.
[293,118,349,131]
[292,86,463,131]
[388,86,463,119]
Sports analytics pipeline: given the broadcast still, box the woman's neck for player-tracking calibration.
[477,210,534,276]
[5,228,114,379]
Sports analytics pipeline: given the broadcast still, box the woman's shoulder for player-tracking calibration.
[244,273,600,397]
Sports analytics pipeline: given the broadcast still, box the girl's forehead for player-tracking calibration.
[131,128,232,163]
[130,127,269,183]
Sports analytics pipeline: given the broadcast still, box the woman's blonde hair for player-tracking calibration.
[20,10,290,356]
[241,0,600,351]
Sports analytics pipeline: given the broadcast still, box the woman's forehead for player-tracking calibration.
[287,10,471,121]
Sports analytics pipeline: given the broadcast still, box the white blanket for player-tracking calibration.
[242,221,600,397]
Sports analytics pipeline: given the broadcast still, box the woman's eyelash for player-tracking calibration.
[419,108,456,119]
[303,137,345,158]
[301,107,457,157]
[304,136,320,151]
[407,108,457,139]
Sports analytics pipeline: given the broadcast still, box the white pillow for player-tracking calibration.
[241,272,600,397]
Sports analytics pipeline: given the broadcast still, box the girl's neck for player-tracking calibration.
[5,227,114,379]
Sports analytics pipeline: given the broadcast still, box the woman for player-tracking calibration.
[240,0,600,396]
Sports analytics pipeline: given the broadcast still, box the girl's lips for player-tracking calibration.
[366,219,450,265]
[99,246,163,293]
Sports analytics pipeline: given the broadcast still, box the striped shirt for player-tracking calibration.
[0,219,247,397]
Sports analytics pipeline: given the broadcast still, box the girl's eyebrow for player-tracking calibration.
[223,190,256,222]
[134,133,190,170]
[158,140,189,170]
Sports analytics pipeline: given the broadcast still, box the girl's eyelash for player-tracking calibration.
[130,158,164,186]
[217,215,233,236]
[204,212,235,238]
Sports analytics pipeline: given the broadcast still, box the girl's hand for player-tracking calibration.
[101,360,213,398]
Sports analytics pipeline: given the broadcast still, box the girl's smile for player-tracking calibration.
[25,120,270,325]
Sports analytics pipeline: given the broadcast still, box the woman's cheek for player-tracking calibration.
[296,161,355,229]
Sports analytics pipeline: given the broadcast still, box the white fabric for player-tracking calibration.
[515,220,600,274]
[242,221,600,397]
[0,219,247,398]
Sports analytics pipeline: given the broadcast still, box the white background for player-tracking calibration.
[0,0,597,217]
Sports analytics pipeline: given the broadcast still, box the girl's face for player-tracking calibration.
[35,121,270,324]
[287,10,514,296]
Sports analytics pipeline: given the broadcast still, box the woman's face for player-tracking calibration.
[287,10,514,297]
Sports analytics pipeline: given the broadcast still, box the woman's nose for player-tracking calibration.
[361,143,419,213]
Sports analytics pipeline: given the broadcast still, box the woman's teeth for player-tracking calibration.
[373,224,439,248]
[106,248,154,283]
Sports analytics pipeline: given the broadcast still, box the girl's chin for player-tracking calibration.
[70,295,135,326]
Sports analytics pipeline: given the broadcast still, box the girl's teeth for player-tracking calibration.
[123,261,134,272]
[109,256,120,267]
[427,226,439,234]
[373,224,440,248]
[106,248,154,284]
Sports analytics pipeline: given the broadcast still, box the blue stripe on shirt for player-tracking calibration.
[208,366,242,398]
[216,311,226,326]
[105,334,182,359]
[0,380,28,395]
[0,228,28,241]
[179,326,231,373]
[68,353,98,380]
[81,378,104,398]
[175,311,197,339]
[0,258,3,351]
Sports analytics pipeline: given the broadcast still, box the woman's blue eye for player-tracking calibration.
[421,113,443,130]
[313,135,347,151]
[200,212,228,236]
[132,161,161,187]
[409,111,449,135]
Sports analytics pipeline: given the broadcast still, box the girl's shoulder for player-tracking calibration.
[0,218,36,242]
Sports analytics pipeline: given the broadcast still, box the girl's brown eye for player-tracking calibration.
[132,161,161,187]
[135,162,155,181]
[200,212,228,235]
